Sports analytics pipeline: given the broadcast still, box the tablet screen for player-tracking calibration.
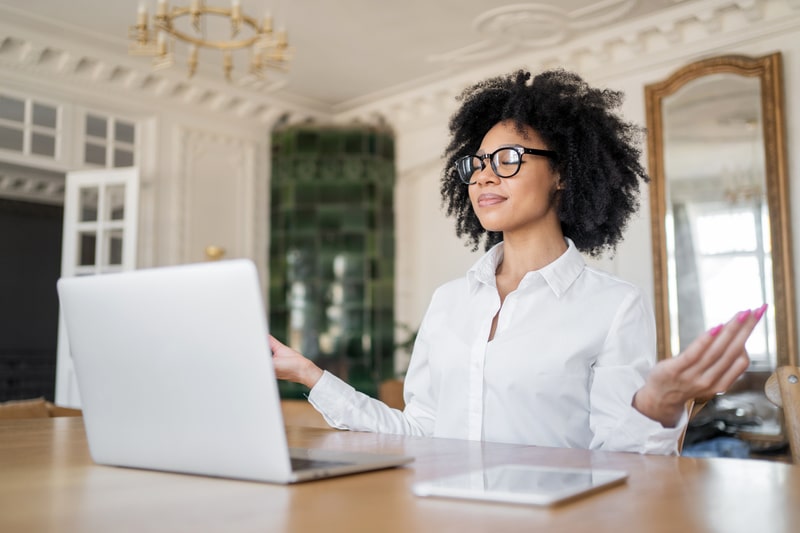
[412,464,628,506]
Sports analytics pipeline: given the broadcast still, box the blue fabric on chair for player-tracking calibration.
[682,436,750,458]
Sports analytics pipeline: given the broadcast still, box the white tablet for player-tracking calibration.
[412,464,628,506]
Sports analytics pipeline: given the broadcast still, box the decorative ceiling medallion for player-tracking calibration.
[428,0,638,64]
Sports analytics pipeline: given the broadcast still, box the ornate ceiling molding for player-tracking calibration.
[338,0,800,128]
[0,0,797,131]
[0,164,64,205]
[428,0,639,64]
[0,15,326,128]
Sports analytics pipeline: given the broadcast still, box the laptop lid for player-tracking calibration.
[56,259,412,483]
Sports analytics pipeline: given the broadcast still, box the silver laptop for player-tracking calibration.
[56,259,413,483]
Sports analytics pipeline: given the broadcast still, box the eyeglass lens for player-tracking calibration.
[456,147,522,184]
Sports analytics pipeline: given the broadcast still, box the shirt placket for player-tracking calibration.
[469,284,523,440]
[467,338,486,441]
[467,284,500,440]
[468,286,501,441]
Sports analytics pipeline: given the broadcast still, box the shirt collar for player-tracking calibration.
[467,238,585,297]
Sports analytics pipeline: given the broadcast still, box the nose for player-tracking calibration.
[473,156,499,185]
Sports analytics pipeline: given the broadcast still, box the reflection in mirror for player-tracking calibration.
[645,53,797,371]
[663,73,774,367]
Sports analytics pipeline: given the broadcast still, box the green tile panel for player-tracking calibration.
[270,125,396,399]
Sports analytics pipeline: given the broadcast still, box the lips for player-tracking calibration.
[477,193,506,207]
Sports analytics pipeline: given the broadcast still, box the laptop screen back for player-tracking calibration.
[57,260,294,482]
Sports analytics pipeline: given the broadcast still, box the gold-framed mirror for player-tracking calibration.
[645,52,797,371]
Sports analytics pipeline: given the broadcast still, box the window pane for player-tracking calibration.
[114,148,134,168]
[761,205,772,254]
[85,142,106,166]
[105,230,124,265]
[105,185,126,221]
[79,187,99,222]
[0,125,23,151]
[32,103,57,128]
[115,121,135,144]
[31,133,56,157]
[695,211,757,254]
[698,254,768,359]
[86,114,107,138]
[78,232,97,266]
[699,255,763,326]
[0,95,24,122]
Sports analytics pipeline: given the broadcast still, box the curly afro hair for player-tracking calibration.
[441,69,649,256]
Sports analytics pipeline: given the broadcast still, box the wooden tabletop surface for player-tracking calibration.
[1,416,798,533]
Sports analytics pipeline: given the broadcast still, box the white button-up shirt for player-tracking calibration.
[308,240,686,454]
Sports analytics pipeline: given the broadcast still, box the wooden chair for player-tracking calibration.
[0,397,82,419]
[280,399,330,429]
[379,379,405,410]
[764,365,800,463]
[678,398,710,453]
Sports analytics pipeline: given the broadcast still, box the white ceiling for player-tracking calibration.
[0,0,688,113]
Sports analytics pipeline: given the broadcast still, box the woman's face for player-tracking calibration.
[468,120,561,238]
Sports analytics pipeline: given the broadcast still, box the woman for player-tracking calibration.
[270,69,764,454]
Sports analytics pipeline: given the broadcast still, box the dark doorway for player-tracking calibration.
[0,197,63,401]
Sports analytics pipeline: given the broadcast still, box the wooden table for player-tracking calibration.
[1,417,798,533]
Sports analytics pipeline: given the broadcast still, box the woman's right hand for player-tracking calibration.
[269,335,324,388]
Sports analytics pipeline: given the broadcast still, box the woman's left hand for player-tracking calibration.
[633,304,767,427]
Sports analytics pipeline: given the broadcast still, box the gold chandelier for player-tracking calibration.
[129,0,291,81]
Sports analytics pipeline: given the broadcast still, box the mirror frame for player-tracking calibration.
[645,52,797,367]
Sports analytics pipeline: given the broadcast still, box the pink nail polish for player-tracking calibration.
[754,303,768,320]
[708,324,723,337]
[737,310,752,323]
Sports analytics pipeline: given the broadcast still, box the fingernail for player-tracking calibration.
[754,303,768,320]
[737,310,752,323]
[708,324,723,337]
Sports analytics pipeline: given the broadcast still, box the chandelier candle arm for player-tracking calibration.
[129,0,291,81]
[188,44,198,77]
[231,0,242,36]
[262,12,272,33]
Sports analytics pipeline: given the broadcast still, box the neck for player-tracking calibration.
[495,231,568,281]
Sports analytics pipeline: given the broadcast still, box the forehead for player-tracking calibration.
[479,120,543,149]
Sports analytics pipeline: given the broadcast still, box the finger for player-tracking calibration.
[690,309,754,375]
[268,335,288,353]
[699,306,765,385]
[696,351,750,397]
[707,351,750,394]
[667,323,722,373]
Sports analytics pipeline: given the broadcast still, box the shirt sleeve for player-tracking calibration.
[588,289,688,455]
[306,371,426,435]
[306,296,439,437]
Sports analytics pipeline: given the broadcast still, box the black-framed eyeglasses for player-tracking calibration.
[455,145,558,185]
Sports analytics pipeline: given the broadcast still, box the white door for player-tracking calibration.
[55,167,139,407]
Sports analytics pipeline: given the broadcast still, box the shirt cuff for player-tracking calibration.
[623,403,689,455]
[307,370,356,428]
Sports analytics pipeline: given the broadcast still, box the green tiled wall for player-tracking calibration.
[270,126,395,399]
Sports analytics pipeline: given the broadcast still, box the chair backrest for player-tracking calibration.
[280,399,330,429]
[0,398,82,419]
[379,379,405,410]
[678,398,710,454]
[765,365,800,463]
